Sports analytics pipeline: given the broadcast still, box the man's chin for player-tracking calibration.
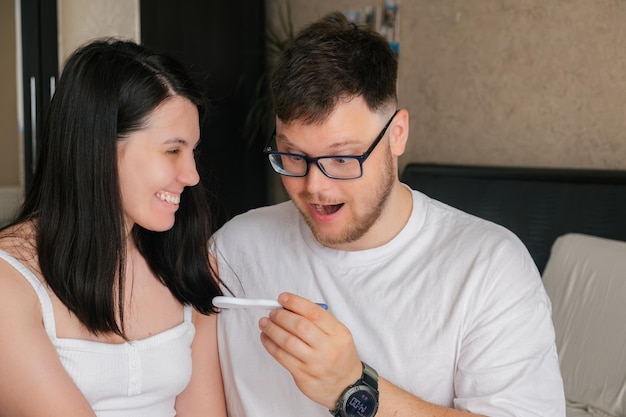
[314,232,343,247]
[309,223,359,247]
[302,216,341,245]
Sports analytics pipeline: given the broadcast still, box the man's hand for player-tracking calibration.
[258,292,362,410]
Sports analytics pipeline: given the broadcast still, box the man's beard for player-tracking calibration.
[298,148,395,247]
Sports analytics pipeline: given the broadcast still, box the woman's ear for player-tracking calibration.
[389,108,409,157]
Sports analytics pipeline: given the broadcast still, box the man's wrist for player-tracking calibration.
[330,361,379,417]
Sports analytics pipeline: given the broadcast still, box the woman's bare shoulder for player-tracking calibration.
[0,252,40,314]
[0,225,98,416]
[0,221,38,262]
[0,222,41,312]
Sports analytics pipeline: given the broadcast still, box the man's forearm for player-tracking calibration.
[377,378,485,417]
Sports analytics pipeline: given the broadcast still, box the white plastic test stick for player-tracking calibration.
[212,296,328,310]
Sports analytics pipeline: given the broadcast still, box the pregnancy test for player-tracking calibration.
[213,296,328,310]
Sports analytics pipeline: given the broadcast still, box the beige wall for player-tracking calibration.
[0,0,20,187]
[0,0,22,223]
[268,1,626,173]
[58,0,140,63]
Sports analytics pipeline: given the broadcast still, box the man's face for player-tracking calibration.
[274,96,406,250]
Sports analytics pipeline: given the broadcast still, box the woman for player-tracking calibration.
[0,39,226,416]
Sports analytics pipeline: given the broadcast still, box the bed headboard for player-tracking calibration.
[400,163,626,273]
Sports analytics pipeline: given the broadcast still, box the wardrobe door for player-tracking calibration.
[21,0,59,188]
[141,0,268,227]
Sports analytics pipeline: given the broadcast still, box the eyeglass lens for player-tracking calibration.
[269,153,362,179]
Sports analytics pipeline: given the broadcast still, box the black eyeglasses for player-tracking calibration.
[264,110,399,180]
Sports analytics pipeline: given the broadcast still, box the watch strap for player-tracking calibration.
[361,361,378,391]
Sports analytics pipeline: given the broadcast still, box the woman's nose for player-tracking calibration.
[179,156,200,186]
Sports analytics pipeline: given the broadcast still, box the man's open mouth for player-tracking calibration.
[314,203,343,215]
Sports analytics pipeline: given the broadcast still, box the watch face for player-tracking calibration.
[343,389,378,417]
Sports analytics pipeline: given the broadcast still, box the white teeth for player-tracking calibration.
[157,192,180,205]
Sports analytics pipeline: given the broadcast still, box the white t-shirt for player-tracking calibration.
[212,188,565,417]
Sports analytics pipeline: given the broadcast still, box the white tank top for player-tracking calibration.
[0,250,195,417]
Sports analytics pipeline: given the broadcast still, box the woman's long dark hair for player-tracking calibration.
[7,38,221,337]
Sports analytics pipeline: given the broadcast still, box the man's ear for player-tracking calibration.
[389,108,409,156]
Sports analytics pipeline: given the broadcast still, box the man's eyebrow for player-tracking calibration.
[276,134,362,150]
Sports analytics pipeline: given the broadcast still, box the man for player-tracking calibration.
[211,11,565,417]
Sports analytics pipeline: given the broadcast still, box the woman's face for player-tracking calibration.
[117,95,200,233]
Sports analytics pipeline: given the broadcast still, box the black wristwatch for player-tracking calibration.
[330,361,379,417]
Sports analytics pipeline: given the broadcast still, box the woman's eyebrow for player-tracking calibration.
[163,138,186,144]
[163,138,199,147]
